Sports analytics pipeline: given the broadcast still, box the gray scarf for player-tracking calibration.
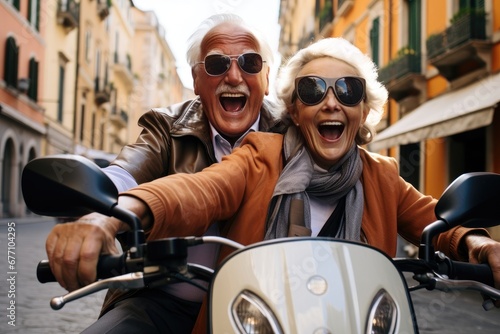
[264,126,364,240]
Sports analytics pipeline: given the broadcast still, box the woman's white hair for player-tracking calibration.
[276,37,388,145]
[186,13,274,68]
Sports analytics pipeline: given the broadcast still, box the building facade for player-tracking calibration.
[279,0,500,238]
[0,0,45,217]
[0,0,186,219]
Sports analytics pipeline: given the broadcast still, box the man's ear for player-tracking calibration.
[264,66,270,96]
[192,68,199,95]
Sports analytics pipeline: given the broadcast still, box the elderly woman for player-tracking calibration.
[46,38,500,333]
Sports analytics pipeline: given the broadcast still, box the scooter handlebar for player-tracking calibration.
[37,254,127,284]
[448,261,494,287]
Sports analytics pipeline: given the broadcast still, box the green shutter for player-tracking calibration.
[370,17,380,66]
[28,58,38,101]
[408,0,421,53]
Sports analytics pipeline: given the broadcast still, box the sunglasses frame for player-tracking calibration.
[196,52,265,76]
[293,75,366,107]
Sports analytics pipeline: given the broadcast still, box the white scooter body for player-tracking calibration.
[209,237,416,334]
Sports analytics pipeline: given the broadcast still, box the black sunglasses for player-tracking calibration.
[293,76,366,106]
[196,53,265,76]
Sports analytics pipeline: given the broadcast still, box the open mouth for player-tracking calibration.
[318,121,345,141]
[220,93,247,112]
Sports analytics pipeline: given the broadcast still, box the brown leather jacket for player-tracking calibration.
[100,98,287,318]
[110,98,288,184]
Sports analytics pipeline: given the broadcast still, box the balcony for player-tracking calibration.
[113,53,134,89]
[337,0,354,17]
[94,78,111,105]
[56,0,79,31]
[97,0,111,20]
[318,1,333,34]
[379,51,425,101]
[426,11,490,81]
[110,107,128,128]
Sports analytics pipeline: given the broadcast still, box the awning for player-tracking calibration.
[369,72,500,151]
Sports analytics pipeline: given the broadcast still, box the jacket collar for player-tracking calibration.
[171,97,288,141]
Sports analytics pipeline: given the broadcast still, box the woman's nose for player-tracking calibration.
[323,88,341,110]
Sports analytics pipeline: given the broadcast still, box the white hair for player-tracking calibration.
[276,37,388,144]
[186,13,274,68]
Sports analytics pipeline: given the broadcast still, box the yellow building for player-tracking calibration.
[129,7,187,142]
[41,0,79,156]
[280,0,500,238]
[0,0,46,217]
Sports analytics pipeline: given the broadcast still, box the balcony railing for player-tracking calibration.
[97,0,111,20]
[56,0,79,31]
[379,53,421,84]
[94,78,111,105]
[110,107,128,128]
[318,2,333,32]
[427,11,486,60]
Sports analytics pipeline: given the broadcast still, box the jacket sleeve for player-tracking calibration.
[122,133,283,241]
[109,109,174,184]
[395,166,489,261]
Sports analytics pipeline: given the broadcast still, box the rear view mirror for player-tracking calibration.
[435,172,500,228]
[22,154,119,218]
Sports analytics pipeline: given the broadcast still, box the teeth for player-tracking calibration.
[221,93,245,98]
[320,121,343,126]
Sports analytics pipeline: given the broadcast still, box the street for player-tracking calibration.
[1,218,499,333]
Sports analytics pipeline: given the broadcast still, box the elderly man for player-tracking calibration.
[47,13,287,334]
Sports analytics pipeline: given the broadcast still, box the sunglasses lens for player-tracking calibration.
[204,55,231,76]
[203,53,263,76]
[296,77,365,106]
[297,77,327,105]
[335,77,364,106]
[238,53,263,74]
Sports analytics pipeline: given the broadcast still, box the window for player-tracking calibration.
[407,0,421,53]
[8,0,21,10]
[370,17,380,67]
[80,102,86,142]
[85,30,92,63]
[91,112,96,147]
[28,0,40,31]
[4,37,19,89]
[400,143,421,190]
[28,57,39,101]
[57,65,65,122]
[448,128,486,182]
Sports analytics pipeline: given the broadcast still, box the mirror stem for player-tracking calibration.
[111,205,145,258]
[419,219,449,263]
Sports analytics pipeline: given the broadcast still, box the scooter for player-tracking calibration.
[21,154,500,333]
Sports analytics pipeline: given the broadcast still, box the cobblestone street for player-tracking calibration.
[0,218,106,333]
[1,218,499,333]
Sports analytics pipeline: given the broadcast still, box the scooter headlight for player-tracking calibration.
[231,290,283,334]
[365,289,398,334]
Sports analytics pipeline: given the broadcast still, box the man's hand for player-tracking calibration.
[45,212,122,291]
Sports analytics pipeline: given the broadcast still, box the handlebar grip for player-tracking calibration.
[36,254,127,283]
[449,261,494,287]
[37,260,55,283]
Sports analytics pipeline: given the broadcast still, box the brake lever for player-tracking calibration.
[49,272,145,310]
[431,277,500,310]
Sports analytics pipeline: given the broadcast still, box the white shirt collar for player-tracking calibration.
[209,114,261,162]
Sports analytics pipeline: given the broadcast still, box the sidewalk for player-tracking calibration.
[0,215,57,226]
[0,217,104,333]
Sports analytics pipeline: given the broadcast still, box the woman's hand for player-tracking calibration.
[465,234,500,306]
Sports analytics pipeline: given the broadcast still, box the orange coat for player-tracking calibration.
[125,131,477,333]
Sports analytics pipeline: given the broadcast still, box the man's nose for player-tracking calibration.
[224,59,244,84]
